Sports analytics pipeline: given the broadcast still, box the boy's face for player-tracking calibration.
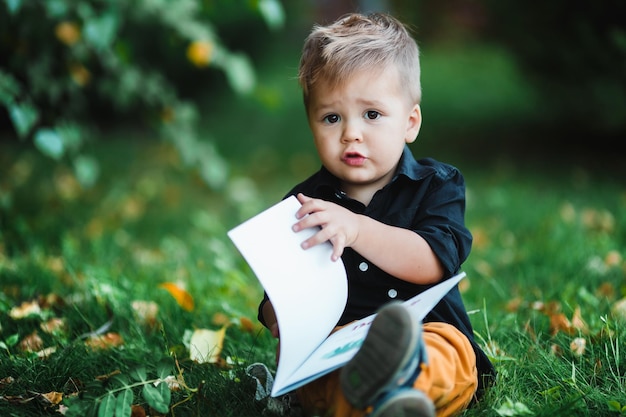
[306,66,421,201]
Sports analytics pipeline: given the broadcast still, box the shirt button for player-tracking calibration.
[359,262,368,272]
[387,289,398,298]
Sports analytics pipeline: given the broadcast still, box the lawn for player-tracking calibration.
[1,136,624,417]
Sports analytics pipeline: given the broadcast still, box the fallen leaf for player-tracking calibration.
[41,391,63,405]
[0,376,15,388]
[36,346,57,359]
[20,331,44,352]
[159,282,194,311]
[604,250,622,267]
[239,317,255,333]
[85,332,124,350]
[189,327,226,364]
[570,307,588,334]
[550,343,563,357]
[9,300,41,319]
[40,317,66,334]
[506,297,523,313]
[612,298,626,321]
[132,300,159,328]
[212,312,230,326]
[550,313,572,336]
[131,404,147,417]
[596,282,615,299]
[570,337,586,356]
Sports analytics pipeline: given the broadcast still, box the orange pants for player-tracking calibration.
[296,322,478,417]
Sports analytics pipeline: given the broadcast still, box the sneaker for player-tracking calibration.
[339,302,425,409]
[369,388,435,417]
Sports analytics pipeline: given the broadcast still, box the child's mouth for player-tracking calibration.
[341,152,366,166]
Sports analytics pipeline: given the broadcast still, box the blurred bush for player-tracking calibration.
[391,0,626,148]
[0,0,285,188]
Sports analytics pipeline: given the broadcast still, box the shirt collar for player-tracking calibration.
[314,145,427,193]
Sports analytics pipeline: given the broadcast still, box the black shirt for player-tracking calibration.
[258,146,495,391]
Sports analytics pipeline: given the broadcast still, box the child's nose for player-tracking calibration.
[341,120,363,143]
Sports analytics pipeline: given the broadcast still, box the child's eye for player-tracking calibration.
[323,114,340,124]
[365,110,380,120]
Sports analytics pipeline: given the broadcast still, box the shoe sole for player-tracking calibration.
[369,389,435,417]
[340,302,419,408]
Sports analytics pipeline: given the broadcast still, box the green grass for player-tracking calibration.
[2,138,625,417]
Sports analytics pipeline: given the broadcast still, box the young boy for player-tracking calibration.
[258,12,495,417]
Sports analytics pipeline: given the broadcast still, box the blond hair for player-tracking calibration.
[298,12,421,107]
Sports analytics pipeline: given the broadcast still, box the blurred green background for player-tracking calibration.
[2,0,625,188]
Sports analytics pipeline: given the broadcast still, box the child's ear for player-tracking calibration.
[405,104,422,144]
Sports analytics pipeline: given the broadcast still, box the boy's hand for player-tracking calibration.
[293,193,359,261]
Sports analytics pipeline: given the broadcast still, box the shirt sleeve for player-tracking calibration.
[411,164,472,278]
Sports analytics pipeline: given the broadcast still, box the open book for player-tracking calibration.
[228,196,465,397]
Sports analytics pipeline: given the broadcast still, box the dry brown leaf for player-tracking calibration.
[132,300,159,328]
[550,312,573,336]
[131,404,147,417]
[9,300,41,319]
[570,337,586,356]
[550,343,563,357]
[612,298,626,321]
[85,332,124,350]
[189,327,226,364]
[604,250,622,267]
[239,317,255,333]
[212,312,230,326]
[41,391,63,405]
[505,297,523,312]
[20,331,44,352]
[0,376,15,388]
[570,307,588,334]
[159,282,194,311]
[40,317,66,334]
[36,347,57,359]
[596,282,615,299]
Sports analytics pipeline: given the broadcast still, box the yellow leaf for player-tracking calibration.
[159,282,194,311]
[186,41,213,67]
[41,391,63,405]
[189,327,226,364]
[55,21,80,46]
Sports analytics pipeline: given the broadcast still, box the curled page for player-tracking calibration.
[228,196,348,395]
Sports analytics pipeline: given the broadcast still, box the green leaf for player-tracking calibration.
[34,128,64,160]
[114,388,133,417]
[9,103,39,138]
[5,334,19,347]
[84,13,119,51]
[608,400,622,411]
[97,392,116,417]
[257,0,285,31]
[156,358,173,380]
[4,0,22,15]
[142,384,169,414]
[74,155,100,188]
[129,367,147,382]
[157,380,171,405]
[223,53,255,95]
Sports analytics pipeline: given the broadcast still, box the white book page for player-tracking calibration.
[227,196,348,395]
